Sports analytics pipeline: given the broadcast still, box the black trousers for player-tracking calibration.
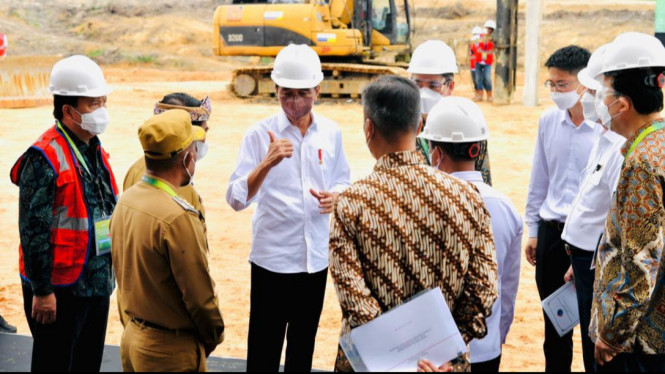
[471,354,501,372]
[535,222,573,372]
[22,283,110,372]
[246,263,328,372]
[596,350,665,372]
[568,244,596,372]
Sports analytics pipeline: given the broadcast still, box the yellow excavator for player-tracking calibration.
[212,0,413,97]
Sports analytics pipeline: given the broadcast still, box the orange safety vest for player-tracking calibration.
[478,37,494,65]
[10,125,119,286]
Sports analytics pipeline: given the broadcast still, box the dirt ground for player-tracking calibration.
[0,0,659,371]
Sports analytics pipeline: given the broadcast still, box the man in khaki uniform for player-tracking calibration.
[111,109,224,372]
[123,92,211,216]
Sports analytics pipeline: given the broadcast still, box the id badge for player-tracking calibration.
[94,216,112,256]
[482,52,487,60]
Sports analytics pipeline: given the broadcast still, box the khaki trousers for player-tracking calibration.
[121,319,206,372]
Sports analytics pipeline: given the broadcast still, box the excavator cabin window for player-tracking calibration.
[371,0,392,33]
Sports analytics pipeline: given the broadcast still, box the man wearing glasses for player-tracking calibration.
[524,45,602,372]
[407,39,492,185]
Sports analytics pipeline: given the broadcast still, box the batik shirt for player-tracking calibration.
[590,121,665,353]
[329,150,498,371]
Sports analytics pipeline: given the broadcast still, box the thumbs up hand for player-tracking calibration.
[263,130,293,169]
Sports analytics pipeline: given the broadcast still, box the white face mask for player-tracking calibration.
[595,92,621,130]
[195,141,208,160]
[419,87,443,114]
[550,87,582,110]
[580,91,599,122]
[73,107,110,135]
[182,151,196,186]
[429,146,442,170]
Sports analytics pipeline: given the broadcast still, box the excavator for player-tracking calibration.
[212,0,413,97]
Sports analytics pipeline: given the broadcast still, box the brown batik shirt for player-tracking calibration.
[329,150,498,371]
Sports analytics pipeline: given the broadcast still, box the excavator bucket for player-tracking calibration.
[0,56,60,109]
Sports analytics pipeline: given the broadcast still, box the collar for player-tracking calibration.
[450,170,484,183]
[374,150,427,172]
[620,120,663,156]
[57,120,99,151]
[560,109,596,130]
[601,128,627,145]
[276,110,318,134]
[143,174,179,192]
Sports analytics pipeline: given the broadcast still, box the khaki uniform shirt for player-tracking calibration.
[111,176,224,350]
[123,158,205,218]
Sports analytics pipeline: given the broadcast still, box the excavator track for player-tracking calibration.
[230,62,408,98]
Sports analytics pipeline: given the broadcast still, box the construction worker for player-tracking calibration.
[560,43,625,373]
[475,20,496,102]
[524,45,600,372]
[226,44,351,372]
[329,76,497,372]
[589,32,665,372]
[123,92,211,216]
[0,32,7,58]
[111,109,224,372]
[10,55,118,372]
[407,39,493,185]
[417,96,522,372]
[470,26,484,99]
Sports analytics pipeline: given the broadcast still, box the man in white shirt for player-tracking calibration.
[560,43,626,373]
[524,45,601,372]
[226,45,351,372]
[417,96,522,372]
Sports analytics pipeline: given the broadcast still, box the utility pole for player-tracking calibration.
[494,0,519,104]
[523,0,543,107]
[657,0,665,47]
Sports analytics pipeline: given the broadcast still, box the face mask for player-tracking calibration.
[182,151,196,186]
[429,146,442,170]
[72,107,110,135]
[580,92,599,122]
[195,141,208,160]
[281,95,314,120]
[595,93,621,130]
[365,120,374,148]
[419,87,443,114]
[550,88,582,110]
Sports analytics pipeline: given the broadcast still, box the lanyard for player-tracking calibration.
[142,175,178,197]
[625,121,665,158]
[56,121,91,176]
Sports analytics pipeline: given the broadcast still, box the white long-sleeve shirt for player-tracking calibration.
[561,129,625,251]
[226,111,351,274]
[525,107,602,238]
[452,171,523,363]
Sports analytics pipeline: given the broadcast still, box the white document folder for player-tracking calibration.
[542,281,580,337]
[340,288,468,372]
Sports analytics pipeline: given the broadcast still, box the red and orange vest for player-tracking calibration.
[10,125,118,286]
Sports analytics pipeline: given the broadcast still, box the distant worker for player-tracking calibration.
[226,44,351,372]
[329,76,497,372]
[524,45,599,372]
[474,20,496,102]
[418,96,522,372]
[124,92,211,217]
[560,43,625,373]
[10,55,118,372]
[470,26,484,99]
[0,32,7,58]
[111,110,224,372]
[589,32,665,372]
[407,39,493,185]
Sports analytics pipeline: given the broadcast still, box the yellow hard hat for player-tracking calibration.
[139,109,205,159]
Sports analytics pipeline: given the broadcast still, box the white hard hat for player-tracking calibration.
[578,43,610,91]
[408,40,458,75]
[472,26,484,35]
[484,20,496,30]
[417,96,488,143]
[598,32,665,76]
[271,44,324,89]
[47,55,112,97]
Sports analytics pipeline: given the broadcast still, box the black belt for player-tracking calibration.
[130,317,192,336]
[564,242,594,257]
[542,219,565,232]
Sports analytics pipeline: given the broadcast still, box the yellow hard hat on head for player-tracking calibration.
[139,109,205,160]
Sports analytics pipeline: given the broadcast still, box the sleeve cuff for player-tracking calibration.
[330,183,349,194]
[32,282,53,297]
[228,175,256,211]
[527,223,540,238]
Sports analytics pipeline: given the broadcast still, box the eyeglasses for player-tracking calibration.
[544,80,578,91]
[411,78,453,90]
[596,89,621,101]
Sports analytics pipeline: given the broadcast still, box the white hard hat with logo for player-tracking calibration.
[578,43,610,91]
[48,55,113,97]
[408,40,458,75]
[271,44,324,89]
[598,32,665,76]
[484,20,496,30]
[417,96,488,143]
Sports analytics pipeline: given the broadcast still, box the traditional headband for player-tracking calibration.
[153,96,212,122]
